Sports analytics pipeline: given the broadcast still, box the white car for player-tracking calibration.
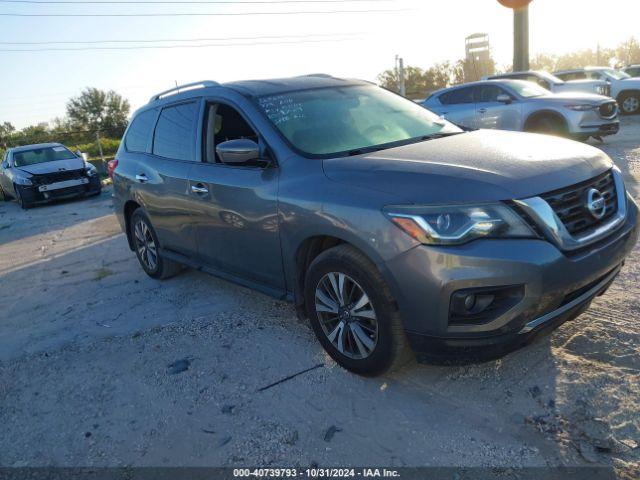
[622,65,640,78]
[487,70,610,97]
[554,67,640,115]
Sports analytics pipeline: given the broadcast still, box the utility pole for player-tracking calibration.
[397,57,406,97]
[498,0,532,71]
[95,130,105,164]
[513,6,529,71]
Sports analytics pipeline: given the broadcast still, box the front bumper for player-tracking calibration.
[18,175,101,205]
[579,121,620,136]
[566,107,619,136]
[384,196,638,359]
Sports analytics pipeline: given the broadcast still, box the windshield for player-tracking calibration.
[536,70,564,84]
[13,145,77,167]
[506,80,549,98]
[601,69,630,80]
[257,85,462,157]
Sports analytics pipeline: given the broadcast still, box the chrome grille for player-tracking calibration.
[598,101,617,119]
[541,171,617,236]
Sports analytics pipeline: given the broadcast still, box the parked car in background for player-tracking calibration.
[554,67,640,115]
[0,143,101,209]
[422,79,619,141]
[622,65,640,78]
[112,76,638,375]
[486,70,610,96]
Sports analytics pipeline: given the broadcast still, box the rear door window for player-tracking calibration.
[439,87,475,105]
[477,85,508,102]
[153,102,199,161]
[125,109,157,153]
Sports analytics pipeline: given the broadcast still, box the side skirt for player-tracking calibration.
[159,248,294,302]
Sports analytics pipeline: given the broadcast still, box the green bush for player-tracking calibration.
[71,137,120,158]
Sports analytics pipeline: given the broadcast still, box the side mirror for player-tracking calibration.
[216,139,260,165]
[2,161,10,169]
[497,94,512,104]
[75,149,83,157]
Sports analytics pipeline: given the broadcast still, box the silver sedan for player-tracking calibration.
[422,79,619,140]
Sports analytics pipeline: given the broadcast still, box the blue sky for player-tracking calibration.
[1,0,638,129]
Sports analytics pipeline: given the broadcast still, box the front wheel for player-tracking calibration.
[524,114,568,137]
[618,92,640,115]
[14,184,31,209]
[130,208,182,279]
[304,244,413,376]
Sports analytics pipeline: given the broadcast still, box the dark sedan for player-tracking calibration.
[0,143,102,209]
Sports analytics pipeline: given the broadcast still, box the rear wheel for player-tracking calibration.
[304,244,413,376]
[525,114,568,137]
[618,91,640,115]
[130,208,182,279]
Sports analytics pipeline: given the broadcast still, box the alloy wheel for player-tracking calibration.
[134,219,158,271]
[622,96,639,114]
[314,272,378,359]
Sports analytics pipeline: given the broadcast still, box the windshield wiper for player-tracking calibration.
[421,131,466,139]
[347,146,386,156]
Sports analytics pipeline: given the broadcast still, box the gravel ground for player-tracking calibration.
[0,118,639,474]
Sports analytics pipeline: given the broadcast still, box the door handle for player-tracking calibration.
[478,108,487,114]
[191,184,209,195]
[135,173,148,183]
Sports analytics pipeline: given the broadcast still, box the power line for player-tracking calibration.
[0,35,362,51]
[0,7,406,16]
[1,0,389,3]
[0,31,362,45]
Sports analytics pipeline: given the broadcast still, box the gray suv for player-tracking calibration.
[112,75,638,375]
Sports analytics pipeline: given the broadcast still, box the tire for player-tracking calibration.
[14,184,31,209]
[304,244,413,376]
[618,91,640,115]
[571,134,591,142]
[130,208,182,279]
[524,114,568,137]
[0,184,8,201]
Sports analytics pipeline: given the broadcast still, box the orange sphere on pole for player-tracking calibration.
[497,0,532,9]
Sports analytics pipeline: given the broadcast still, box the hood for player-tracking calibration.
[322,130,612,204]
[559,79,606,86]
[620,77,640,86]
[536,91,611,103]
[16,157,85,175]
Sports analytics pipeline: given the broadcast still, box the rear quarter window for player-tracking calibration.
[125,109,157,153]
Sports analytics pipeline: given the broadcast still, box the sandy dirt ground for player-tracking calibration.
[1,118,639,474]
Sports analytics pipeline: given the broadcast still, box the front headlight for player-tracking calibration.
[14,175,33,185]
[565,104,597,111]
[85,163,98,176]
[384,203,537,245]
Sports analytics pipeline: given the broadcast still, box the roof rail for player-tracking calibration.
[297,73,334,79]
[149,80,220,103]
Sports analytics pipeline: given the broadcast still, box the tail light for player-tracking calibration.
[107,158,118,179]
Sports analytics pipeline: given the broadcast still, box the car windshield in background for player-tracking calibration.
[258,85,462,157]
[507,81,549,98]
[536,71,565,84]
[13,146,76,167]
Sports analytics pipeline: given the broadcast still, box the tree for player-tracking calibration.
[0,122,15,147]
[616,37,640,67]
[530,53,558,72]
[66,88,130,136]
[377,66,430,98]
